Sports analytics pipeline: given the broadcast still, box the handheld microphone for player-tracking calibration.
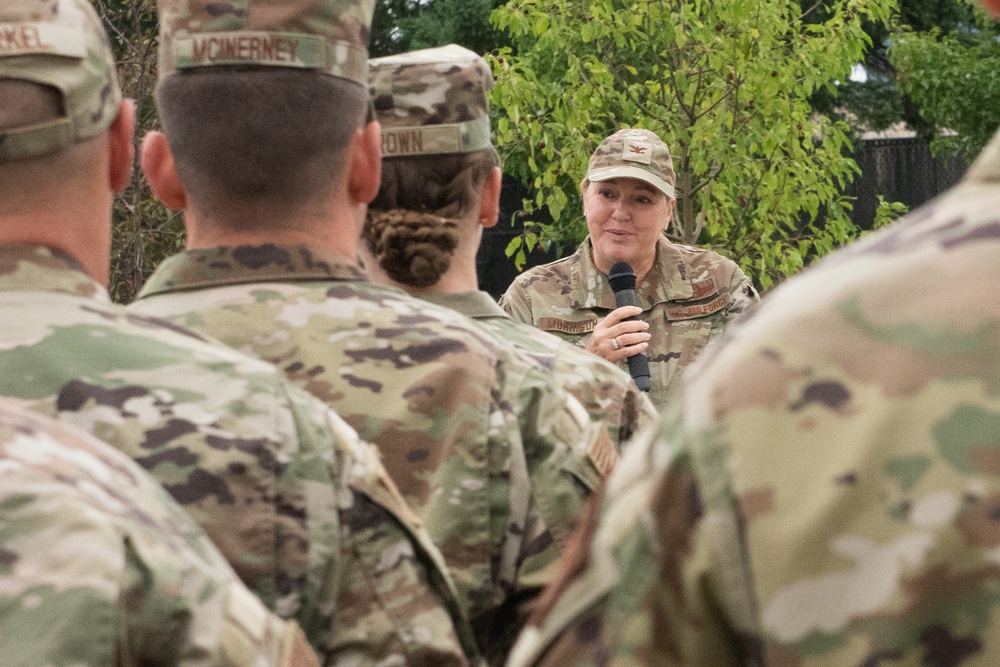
[607,261,650,392]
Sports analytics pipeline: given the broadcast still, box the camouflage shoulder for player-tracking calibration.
[0,400,315,667]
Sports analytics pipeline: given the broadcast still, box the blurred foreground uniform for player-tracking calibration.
[0,1,472,663]
[507,129,1000,665]
[0,400,319,667]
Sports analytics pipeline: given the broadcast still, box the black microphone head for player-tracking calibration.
[608,261,636,292]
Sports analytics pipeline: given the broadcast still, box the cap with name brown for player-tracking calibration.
[156,0,375,86]
[587,128,676,199]
[369,44,494,159]
[0,0,122,163]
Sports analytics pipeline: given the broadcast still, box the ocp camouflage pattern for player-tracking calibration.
[587,128,677,194]
[0,0,122,162]
[129,242,612,663]
[370,44,492,127]
[507,129,1000,666]
[0,398,318,667]
[500,235,759,413]
[0,244,472,666]
[419,289,658,448]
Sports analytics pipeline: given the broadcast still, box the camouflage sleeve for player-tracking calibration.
[619,382,660,444]
[507,415,742,667]
[478,355,616,665]
[283,387,476,665]
[498,277,535,325]
[723,262,760,321]
[0,403,319,667]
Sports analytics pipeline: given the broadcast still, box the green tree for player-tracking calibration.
[371,0,506,57]
[889,4,1000,159]
[809,0,977,138]
[492,0,896,288]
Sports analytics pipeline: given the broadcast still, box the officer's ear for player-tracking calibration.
[347,121,382,205]
[107,100,136,193]
[141,130,187,211]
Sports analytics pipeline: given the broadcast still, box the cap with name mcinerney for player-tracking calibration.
[156,0,375,86]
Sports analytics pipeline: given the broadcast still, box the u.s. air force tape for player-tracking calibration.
[171,32,368,85]
[381,116,493,157]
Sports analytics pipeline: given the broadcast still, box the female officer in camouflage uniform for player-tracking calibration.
[500,129,759,412]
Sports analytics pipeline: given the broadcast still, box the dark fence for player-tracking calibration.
[845,137,967,231]
[477,137,970,299]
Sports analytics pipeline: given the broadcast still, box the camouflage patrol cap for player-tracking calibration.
[0,0,122,163]
[587,128,676,199]
[156,0,375,86]
[369,44,494,158]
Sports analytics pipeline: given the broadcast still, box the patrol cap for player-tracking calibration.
[587,128,676,199]
[369,44,494,159]
[0,0,122,163]
[156,0,375,85]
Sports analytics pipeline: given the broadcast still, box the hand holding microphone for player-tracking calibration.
[585,261,652,392]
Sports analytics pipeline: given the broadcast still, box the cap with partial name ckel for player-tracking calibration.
[369,43,495,159]
[156,0,375,86]
[0,0,122,163]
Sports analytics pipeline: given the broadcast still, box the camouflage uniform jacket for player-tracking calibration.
[0,400,319,667]
[0,244,474,666]
[500,235,759,412]
[507,131,1000,666]
[419,289,658,446]
[129,243,612,663]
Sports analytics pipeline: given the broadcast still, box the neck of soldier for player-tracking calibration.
[183,194,365,262]
[432,220,483,294]
[0,159,112,286]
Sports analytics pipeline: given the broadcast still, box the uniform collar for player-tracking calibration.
[0,244,108,301]
[567,235,697,310]
[138,244,367,298]
[419,290,508,320]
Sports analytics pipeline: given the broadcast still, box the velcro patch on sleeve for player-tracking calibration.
[586,431,619,478]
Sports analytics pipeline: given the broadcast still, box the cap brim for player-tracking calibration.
[588,166,675,198]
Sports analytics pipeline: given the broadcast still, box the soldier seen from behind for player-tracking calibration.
[129,1,616,662]
[0,1,474,664]
[506,0,1000,664]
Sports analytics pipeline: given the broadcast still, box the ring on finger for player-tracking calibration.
[611,336,621,351]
